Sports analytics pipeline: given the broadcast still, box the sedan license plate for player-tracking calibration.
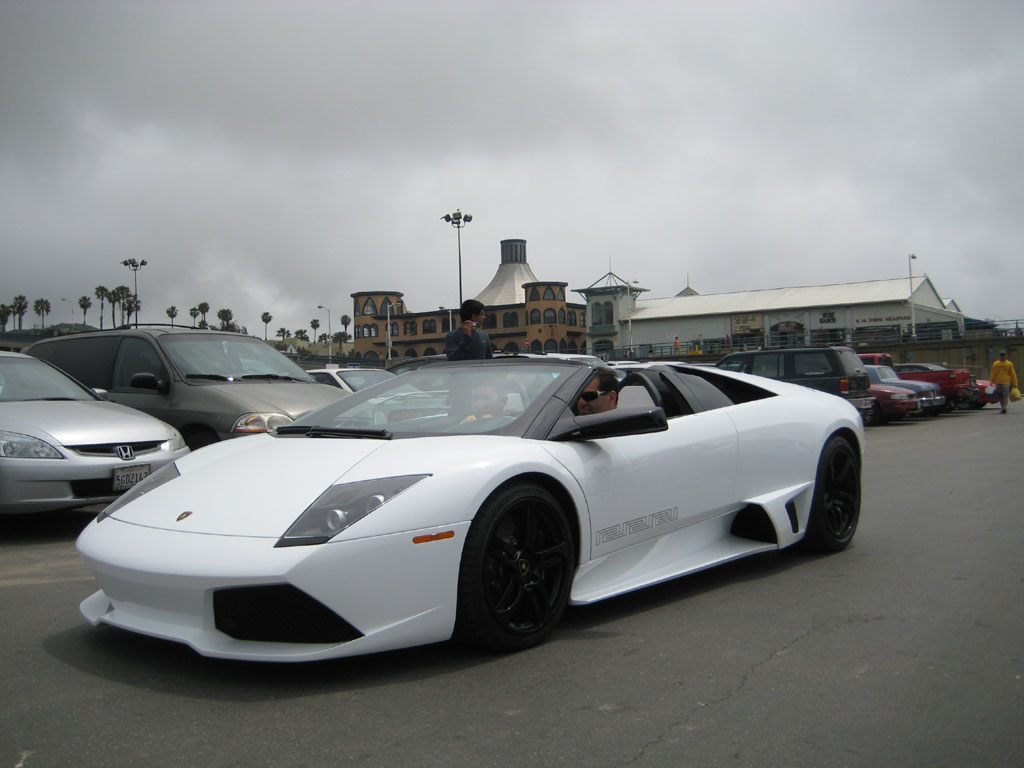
[113,464,151,492]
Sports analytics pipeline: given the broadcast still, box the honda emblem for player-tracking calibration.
[116,445,135,461]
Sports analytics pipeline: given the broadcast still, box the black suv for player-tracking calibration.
[715,346,874,420]
[28,328,343,450]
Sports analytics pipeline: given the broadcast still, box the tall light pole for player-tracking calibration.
[908,253,918,340]
[317,304,333,363]
[385,302,393,361]
[441,209,472,306]
[121,258,148,327]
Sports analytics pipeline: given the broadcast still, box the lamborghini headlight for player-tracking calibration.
[97,461,181,522]
[0,430,63,459]
[276,474,430,547]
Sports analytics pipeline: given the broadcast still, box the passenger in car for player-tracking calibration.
[577,369,619,415]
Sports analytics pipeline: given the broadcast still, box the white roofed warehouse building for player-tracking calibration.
[574,275,966,359]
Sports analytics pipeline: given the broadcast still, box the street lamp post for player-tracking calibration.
[441,209,472,306]
[317,305,333,363]
[385,302,393,361]
[121,258,148,327]
[908,253,918,340]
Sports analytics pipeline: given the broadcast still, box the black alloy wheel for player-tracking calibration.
[455,482,575,651]
[803,435,860,552]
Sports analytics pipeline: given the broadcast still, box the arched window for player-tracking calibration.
[483,313,497,329]
[380,298,393,313]
[422,347,437,356]
[567,310,576,326]
[404,320,417,336]
[442,316,451,332]
[422,319,437,334]
[542,286,555,300]
[544,339,558,352]
[364,350,379,360]
[503,312,519,328]
[559,338,567,352]
[567,339,578,352]
[529,309,541,325]
[543,308,557,324]
[558,308,566,324]
[389,322,398,337]
[503,341,519,353]
[404,348,417,357]
[368,324,379,338]
[557,287,565,300]
[362,298,377,316]
[591,303,603,325]
[603,301,614,324]
[530,339,542,353]
[528,287,541,302]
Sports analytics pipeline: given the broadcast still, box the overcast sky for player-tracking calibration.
[2,0,1022,337]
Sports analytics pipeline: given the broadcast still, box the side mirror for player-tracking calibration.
[129,372,170,394]
[548,406,668,442]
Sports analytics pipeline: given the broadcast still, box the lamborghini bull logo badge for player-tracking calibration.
[176,511,193,522]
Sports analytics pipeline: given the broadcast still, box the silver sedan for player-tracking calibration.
[0,351,189,514]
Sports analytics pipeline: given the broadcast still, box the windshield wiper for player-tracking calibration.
[186,373,233,381]
[241,373,303,381]
[275,425,393,440]
[23,397,80,401]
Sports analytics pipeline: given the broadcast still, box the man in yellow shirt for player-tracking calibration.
[989,350,1018,414]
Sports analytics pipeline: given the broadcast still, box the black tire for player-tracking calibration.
[183,428,219,451]
[454,482,575,652]
[803,436,860,552]
[863,403,885,427]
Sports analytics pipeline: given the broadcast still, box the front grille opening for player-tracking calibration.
[213,584,363,644]
[71,441,164,457]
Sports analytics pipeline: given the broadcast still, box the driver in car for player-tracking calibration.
[461,381,508,423]
[577,369,619,415]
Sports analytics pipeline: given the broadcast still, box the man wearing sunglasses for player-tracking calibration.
[577,368,619,415]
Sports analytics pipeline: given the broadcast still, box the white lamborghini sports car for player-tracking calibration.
[76,358,864,662]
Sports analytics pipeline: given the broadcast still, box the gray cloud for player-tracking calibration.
[2,0,1022,335]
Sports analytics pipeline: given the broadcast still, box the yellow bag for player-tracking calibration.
[1011,387,1021,402]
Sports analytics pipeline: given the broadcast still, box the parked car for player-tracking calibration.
[864,380,920,426]
[892,362,978,410]
[28,328,344,451]
[973,379,1000,408]
[0,351,189,514]
[864,365,945,416]
[76,358,863,661]
[716,346,875,421]
[307,367,395,393]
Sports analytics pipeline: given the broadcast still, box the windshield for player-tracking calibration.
[160,334,314,382]
[0,356,96,402]
[289,364,573,437]
[867,365,902,383]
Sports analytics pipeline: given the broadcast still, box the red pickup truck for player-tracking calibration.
[858,353,978,410]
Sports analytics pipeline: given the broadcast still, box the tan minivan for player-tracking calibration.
[29,328,345,450]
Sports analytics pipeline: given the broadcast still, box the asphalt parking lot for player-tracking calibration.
[2,407,1022,768]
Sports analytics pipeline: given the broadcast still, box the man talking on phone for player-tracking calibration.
[445,299,493,361]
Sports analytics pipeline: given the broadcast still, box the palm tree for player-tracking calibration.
[94,286,109,329]
[33,298,52,329]
[78,295,92,327]
[216,308,233,331]
[0,304,11,332]
[310,318,320,347]
[294,329,309,342]
[340,314,351,337]
[166,306,178,326]
[261,312,273,340]
[276,327,289,342]
[11,295,28,329]
[110,286,130,327]
[197,302,210,325]
[189,307,199,327]
[122,295,139,326]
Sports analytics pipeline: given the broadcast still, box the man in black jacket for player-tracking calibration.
[445,299,493,361]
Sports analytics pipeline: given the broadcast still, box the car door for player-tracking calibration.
[544,404,739,564]
[106,336,179,427]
